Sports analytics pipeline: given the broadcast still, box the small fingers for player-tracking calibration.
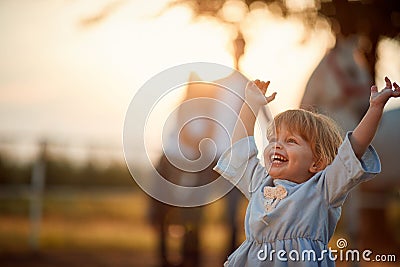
[371,85,378,94]
[394,82,399,91]
[393,82,400,97]
[266,92,277,103]
[253,80,263,90]
[261,81,270,93]
[385,76,392,89]
[253,80,270,94]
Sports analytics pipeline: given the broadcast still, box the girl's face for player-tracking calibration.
[264,125,319,184]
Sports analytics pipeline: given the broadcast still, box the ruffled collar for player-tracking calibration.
[272,178,299,188]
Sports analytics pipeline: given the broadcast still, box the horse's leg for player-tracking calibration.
[182,208,201,267]
[160,212,169,267]
[180,163,219,267]
[226,187,242,254]
[152,155,172,267]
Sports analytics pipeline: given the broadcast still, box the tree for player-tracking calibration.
[165,0,400,78]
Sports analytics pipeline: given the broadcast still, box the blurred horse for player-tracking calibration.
[301,36,372,132]
[151,71,247,267]
[301,36,400,252]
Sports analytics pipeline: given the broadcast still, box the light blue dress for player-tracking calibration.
[214,133,381,266]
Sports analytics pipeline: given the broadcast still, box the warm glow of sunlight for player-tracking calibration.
[239,8,335,114]
[286,0,316,11]
[0,0,399,162]
[220,0,248,23]
[376,38,400,111]
[0,0,338,161]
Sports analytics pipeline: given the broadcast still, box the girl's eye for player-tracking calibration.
[287,138,297,144]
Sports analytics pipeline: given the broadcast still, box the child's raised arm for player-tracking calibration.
[232,80,276,144]
[350,77,400,159]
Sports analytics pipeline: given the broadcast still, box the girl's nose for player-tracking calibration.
[274,140,283,149]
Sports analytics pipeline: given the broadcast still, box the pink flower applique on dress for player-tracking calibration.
[263,185,288,212]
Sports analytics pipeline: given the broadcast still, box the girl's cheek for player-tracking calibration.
[263,146,270,157]
[263,146,272,162]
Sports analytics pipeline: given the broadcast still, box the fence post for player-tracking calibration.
[29,140,47,250]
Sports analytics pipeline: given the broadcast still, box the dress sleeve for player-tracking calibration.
[213,136,267,200]
[321,132,381,207]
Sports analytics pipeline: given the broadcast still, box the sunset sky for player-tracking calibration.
[0,0,399,163]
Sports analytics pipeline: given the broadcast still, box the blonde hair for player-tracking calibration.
[267,109,343,167]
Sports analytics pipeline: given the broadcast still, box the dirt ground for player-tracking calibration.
[1,250,398,267]
[0,191,398,267]
[0,250,227,267]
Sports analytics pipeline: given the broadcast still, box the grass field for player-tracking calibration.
[0,187,247,266]
[0,187,398,267]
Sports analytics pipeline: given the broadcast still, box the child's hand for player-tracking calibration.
[245,79,277,108]
[370,77,400,109]
[351,76,399,159]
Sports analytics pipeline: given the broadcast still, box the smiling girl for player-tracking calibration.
[214,78,400,266]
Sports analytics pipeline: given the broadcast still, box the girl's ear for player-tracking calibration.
[309,158,326,173]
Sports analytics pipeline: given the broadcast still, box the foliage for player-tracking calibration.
[166,0,400,77]
[0,152,138,188]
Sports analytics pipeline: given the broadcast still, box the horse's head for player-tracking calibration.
[330,36,372,98]
[301,35,372,132]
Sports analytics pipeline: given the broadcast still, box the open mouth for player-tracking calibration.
[270,154,288,164]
